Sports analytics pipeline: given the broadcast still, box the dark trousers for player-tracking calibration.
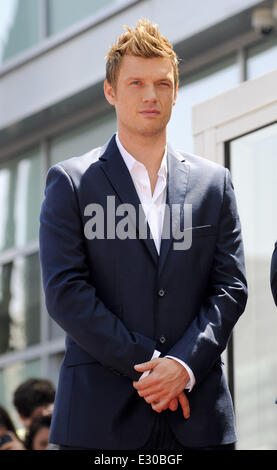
[51,413,235,451]
[139,413,235,451]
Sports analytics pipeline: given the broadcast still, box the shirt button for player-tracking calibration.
[159,336,166,344]
[158,288,166,297]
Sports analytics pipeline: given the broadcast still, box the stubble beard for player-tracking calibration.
[125,115,170,140]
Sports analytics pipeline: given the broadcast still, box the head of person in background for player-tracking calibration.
[0,404,25,450]
[13,378,55,430]
[24,414,52,451]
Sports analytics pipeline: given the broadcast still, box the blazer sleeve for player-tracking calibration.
[271,243,277,305]
[166,168,248,385]
[39,164,156,381]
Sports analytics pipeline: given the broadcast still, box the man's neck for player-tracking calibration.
[117,129,166,175]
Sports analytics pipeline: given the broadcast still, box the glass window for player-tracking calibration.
[0,0,40,66]
[48,352,65,385]
[0,146,42,253]
[0,253,41,354]
[0,359,41,428]
[49,317,65,341]
[0,0,129,66]
[230,123,277,450]
[247,37,277,80]
[49,112,117,166]
[167,57,239,154]
[47,0,123,36]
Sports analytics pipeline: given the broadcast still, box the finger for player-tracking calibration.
[134,358,159,372]
[136,384,163,398]
[141,391,165,404]
[133,374,159,391]
[151,399,170,413]
[168,398,178,411]
[178,392,190,419]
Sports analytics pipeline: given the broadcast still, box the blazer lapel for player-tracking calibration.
[99,135,159,265]
[158,147,190,276]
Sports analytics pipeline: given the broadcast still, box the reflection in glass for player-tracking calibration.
[0,147,41,253]
[47,0,121,36]
[230,123,277,450]
[0,0,40,65]
[0,360,41,428]
[0,254,41,354]
[168,57,239,154]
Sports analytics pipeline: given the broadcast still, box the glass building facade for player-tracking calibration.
[0,0,127,65]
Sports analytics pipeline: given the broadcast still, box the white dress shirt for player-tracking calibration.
[115,133,195,391]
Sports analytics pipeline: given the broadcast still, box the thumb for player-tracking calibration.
[134,358,159,371]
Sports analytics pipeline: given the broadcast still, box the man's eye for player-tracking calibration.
[130,81,140,85]
[160,82,170,87]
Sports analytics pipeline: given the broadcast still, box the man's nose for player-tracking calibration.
[142,85,158,102]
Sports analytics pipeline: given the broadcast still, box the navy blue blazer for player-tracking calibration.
[271,243,277,305]
[39,135,247,449]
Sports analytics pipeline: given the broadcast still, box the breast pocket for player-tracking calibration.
[191,225,217,238]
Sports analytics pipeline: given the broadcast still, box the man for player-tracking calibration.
[13,378,55,434]
[39,19,247,450]
[271,243,277,305]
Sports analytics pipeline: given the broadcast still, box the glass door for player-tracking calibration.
[229,123,277,449]
[192,67,277,450]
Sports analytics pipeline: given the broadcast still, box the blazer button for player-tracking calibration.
[158,288,166,297]
[159,335,166,344]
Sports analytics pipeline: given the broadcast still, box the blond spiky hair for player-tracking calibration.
[105,18,179,89]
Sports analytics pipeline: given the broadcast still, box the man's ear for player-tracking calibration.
[104,79,116,106]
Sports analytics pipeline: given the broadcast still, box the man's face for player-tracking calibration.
[104,55,178,139]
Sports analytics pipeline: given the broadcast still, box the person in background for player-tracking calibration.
[24,414,52,451]
[0,404,25,450]
[270,243,277,305]
[13,378,55,440]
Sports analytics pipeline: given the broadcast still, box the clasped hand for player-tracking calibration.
[133,357,190,419]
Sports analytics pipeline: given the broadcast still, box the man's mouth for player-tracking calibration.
[139,109,160,117]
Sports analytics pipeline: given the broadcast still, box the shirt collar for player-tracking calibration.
[115,132,167,179]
